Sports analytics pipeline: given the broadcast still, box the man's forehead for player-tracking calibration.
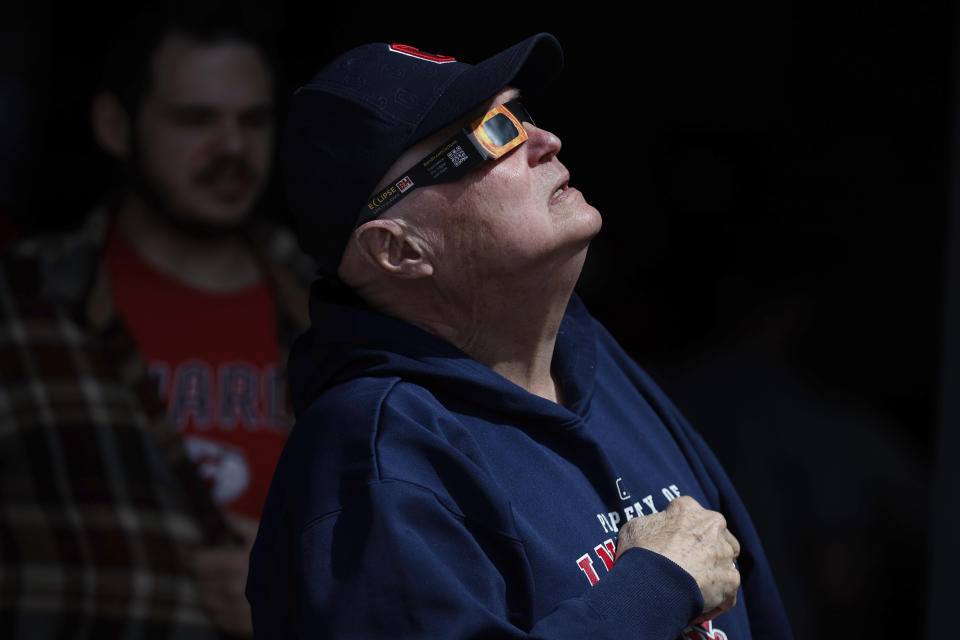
[494,87,521,104]
[465,86,520,124]
[147,34,272,107]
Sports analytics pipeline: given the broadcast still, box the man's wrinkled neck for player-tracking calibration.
[361,257,582,406]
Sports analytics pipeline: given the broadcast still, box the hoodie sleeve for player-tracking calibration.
[292,478,703,640]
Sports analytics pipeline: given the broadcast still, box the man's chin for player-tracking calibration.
[128,171,257,240]
[159,205,253,240]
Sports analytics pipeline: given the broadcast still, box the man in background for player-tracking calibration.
[0,6,309,638]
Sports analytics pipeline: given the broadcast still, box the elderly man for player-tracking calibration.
[247,34,791,639]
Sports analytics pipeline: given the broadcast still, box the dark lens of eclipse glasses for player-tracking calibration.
[483,113,520,147]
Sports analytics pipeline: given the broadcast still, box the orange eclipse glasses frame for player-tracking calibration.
[358,100,534,225]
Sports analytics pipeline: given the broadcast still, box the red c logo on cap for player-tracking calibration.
[389,43,456,64]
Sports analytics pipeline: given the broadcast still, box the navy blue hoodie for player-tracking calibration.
[247,290,792,640]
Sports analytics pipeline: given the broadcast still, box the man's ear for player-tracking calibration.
[91,92,130,159]
[353,219,434,279]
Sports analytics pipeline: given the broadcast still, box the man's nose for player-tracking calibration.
[523,123,562,165]
[215,119,248,154]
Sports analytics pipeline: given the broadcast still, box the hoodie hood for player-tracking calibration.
[288,284,598,426]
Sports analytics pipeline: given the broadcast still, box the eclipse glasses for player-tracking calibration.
[358,100,534,225]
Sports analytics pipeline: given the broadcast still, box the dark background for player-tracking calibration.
[2,2,955,638]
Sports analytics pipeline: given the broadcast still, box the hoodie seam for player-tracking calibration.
[370,378,403,483]
[369,383,522,543]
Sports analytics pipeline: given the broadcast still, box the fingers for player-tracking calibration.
[190,544,254,637]
[192,547,249,585]
[724,528,741,559]
[690,563,740,625]
[200,587,254,637]
[613,496,741,620]
[666,494,701,514]
[691,597,737,626]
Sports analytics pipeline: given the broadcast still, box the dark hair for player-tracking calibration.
[98,1,279,118]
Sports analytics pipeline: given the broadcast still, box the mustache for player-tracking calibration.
[192,156,257,184]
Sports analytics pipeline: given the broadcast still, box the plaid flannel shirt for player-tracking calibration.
[0,210,310,639]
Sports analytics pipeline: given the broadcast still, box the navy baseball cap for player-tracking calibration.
[283,33,564,275]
